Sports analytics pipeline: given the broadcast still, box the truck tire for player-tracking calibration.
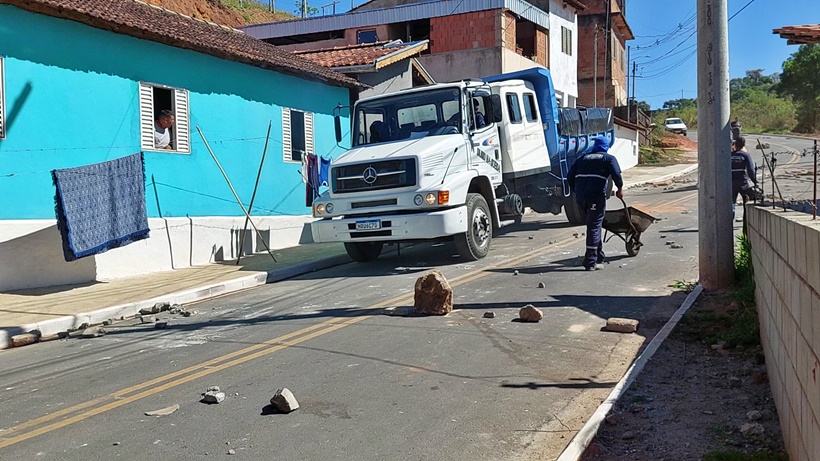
[455,193,492,260]
[344,242,384,262]
[564,194,587,225]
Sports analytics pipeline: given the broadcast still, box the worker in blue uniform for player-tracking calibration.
[730,136,758,222]
[567,136,624,271]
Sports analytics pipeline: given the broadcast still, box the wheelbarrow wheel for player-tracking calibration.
[626,233,641,257]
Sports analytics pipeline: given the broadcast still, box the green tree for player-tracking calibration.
[636,100,651,113]
[778,44,820,132]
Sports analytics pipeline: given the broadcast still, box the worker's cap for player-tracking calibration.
[590,136,610,153]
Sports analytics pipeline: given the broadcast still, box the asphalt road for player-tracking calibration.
[0,181,703,460]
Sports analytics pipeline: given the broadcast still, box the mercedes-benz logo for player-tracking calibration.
[362,166,378,184]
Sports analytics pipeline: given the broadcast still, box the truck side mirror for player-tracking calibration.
[334,115,342,143]
[489,95,503,123]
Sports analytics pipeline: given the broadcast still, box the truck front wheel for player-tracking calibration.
[344,242,384,262]
[455,193,492,260]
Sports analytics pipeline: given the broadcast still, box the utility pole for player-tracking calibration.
[626,45,631,122]
[593,24,598,107]
[697,0,734,290]
[631,61,637,116]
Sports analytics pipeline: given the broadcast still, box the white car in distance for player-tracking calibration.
[663,117,688,136]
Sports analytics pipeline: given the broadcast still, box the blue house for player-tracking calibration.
[0,0,361,290]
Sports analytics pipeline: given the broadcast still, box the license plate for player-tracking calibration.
[355,219,381,230]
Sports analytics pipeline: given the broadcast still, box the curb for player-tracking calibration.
[0,254,352,350]
[622,163,699,190]
[555,284,704,461]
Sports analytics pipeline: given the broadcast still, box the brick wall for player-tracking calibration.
[430,9,502,54]
[535,27,547,67]
[747,205,820,461]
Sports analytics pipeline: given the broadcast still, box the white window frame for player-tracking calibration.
[282,107,314,163]
[0,57,5,140]
[138,81,190,154]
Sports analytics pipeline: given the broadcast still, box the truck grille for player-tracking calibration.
[332,159,417,193]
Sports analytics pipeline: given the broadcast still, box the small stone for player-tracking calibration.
[573,233,580,238]
[113,442,120,446]
[139,307,154,315]
[604,318,639,333]
[747,410,763,421]
[413,271,453,315]
[537,282,546,288]
[206,386,221,393]
[671,244,684,249]
[227,449,236,455]
[660,235,667,239]
[10,330,41,348]
[78,323,90,330]
[103,319,114,326]
[140,315,156,324]
[702,410,714,415]
[519,305,543,322]
[740,422,765,438]
[621,431,636,440]
[528,236,534,240]
[729,376,742,388]
[483,311,496,319]
[182,309,198,317]
[154,302,171,313]
[761,409,774,420]
[81,326,107,338]
[202,390,226,404]
[711,342,726,350]
[513,270,519,276]
[155,321,169,329]
[665,241,675,245]
[605,414,618,426]
[270,388,300,413]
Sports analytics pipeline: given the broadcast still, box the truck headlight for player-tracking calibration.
[316,204,326,214]
[325,203,334,213]
[425,193,436,205]
[414,195,424,206]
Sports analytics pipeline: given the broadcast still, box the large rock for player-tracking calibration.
[270,388,300,413]
[10,330,41,347]
[413,271,453,315]
[519,305,543,322]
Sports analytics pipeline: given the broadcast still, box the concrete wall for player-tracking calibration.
[418,48,503,82]
[746,206,820,461]
[610,122,639,171]
[0,215,313,291]
[548,0,578,104]
[356,60,414,98]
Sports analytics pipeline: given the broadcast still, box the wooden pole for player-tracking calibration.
[196,126,277,263]
[236,121,272,265]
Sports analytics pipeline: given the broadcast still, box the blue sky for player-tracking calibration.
[626,0,820,109]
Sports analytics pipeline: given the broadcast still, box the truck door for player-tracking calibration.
[500,90,548,177]
[468,92,501,181]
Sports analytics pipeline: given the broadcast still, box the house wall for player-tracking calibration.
[548,0,578,107]
[746,206,820,461]
[280,38,348,52]
[356,60,413,98]
[576,0,628,107]
[0,6,350,290]
[418,48,503,83]
[429,9,500,53]
[610,122,639,171]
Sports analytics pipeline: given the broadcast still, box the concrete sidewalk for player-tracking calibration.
[0,162,698,349]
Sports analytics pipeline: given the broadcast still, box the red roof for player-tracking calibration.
[564,0,587,10]
[1,0,362,88]
[773,24,820,45]
[295,41,428,69]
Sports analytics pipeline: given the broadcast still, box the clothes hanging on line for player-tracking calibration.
[52,152,150,261]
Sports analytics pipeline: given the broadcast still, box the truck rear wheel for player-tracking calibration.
[455,193,492,260]
[344,242,384,262]
[564,194,587,225]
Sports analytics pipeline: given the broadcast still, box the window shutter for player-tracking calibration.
[138,82,154,150]
[173,89,190,153]
[0,57,5,139]
[282,107,292,162]
[305,111,314,155]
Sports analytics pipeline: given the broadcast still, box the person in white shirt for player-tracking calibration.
[154,110,175,150]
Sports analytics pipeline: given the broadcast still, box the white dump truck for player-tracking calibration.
[311,68,624,262]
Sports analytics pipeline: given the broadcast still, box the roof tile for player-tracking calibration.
[774,24,820,45]
[294,41,424,68]
[0,0,362,88]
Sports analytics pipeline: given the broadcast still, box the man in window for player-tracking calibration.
[154,110,175,150]
[473,99,486,129]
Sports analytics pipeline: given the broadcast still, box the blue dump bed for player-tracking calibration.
[484,67,615,170]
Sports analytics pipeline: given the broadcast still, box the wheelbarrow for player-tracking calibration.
[602,197,658,257]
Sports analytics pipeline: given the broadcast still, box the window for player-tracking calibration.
[357,29,378,44]
[282,107,314,162]
[523,93,538,122]
[138,82,190,153]
[506,94,522,123]
[0,57,5,139]
[561,26,572,56]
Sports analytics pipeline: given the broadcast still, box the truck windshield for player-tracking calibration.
[353,88,462,146]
